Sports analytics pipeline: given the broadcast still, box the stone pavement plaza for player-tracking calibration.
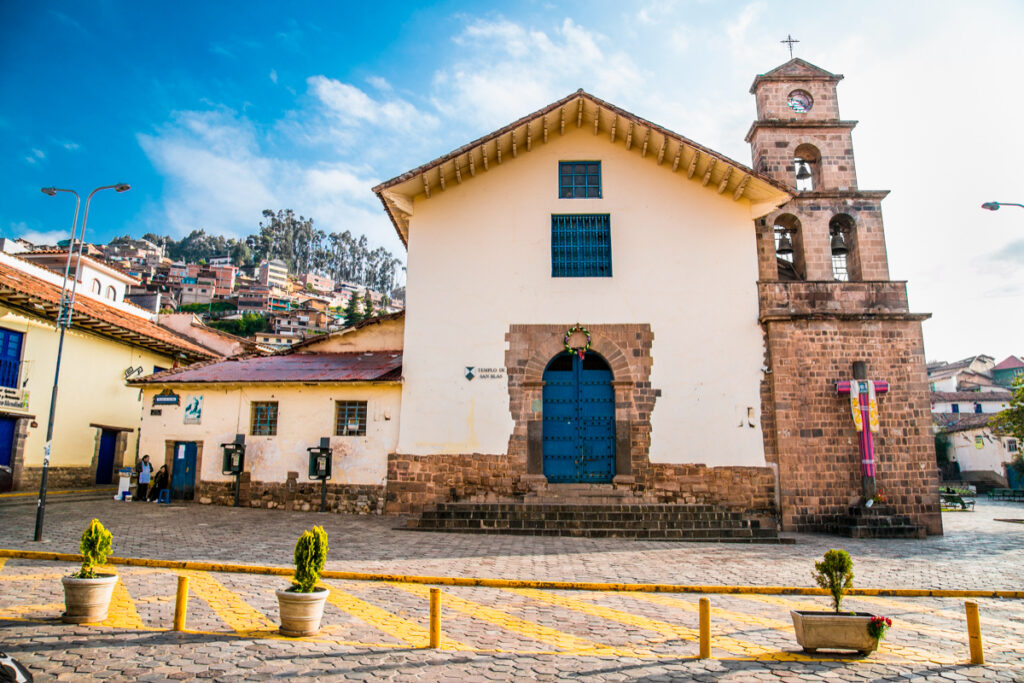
[0,498,1022,681]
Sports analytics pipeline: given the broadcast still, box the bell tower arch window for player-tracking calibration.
[773,214,805,281]
[793,143,821,191]
[829,214,859,282]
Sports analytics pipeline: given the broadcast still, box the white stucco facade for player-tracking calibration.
[947,428,1017,483]
[397,126,769,467]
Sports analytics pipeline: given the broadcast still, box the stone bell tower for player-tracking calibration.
[747,58,943,536]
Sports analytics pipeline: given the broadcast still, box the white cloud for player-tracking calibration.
[308,76,438,136]
[366,75,392,93]
[269,69,278,84]
[20,228,68,245]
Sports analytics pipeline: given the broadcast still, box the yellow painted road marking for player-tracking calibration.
[510,588,796,659]
[102,577,148,630]
[0,487,116,498]
[326,581,471,650]
[178,570,276,635]
[390,582,636,656]
[852,593,1024,636]
[0,558,5,572]
[616,590,794,632]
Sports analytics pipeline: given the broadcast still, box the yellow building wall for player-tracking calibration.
[299,316,404,353]
[137,383,400,487]
[0,306,175,475]
[399,125,767,466]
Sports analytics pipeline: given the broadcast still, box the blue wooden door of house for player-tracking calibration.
[0,328,24,390]
[171,441,197,500]
[542,352,616,483]
[95,430,117,485]
[0,416,17,492]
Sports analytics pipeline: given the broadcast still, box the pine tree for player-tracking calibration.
[343,293,363,327]
[362,292,374,320]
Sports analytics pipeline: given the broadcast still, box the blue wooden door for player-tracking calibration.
[95,430,117,485]
[0,416,17,492]
[170,441,197,500]
[542,352,616,483]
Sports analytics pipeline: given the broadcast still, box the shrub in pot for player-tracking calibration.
[789,549,892,655]
[276,525,329,636]
[61,519,118,624]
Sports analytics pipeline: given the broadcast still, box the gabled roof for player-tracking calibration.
[373,89,792,246]
[286,311,405,353]
[0,261,216,362]
[129,351,402,385]
[749,58,842,93]
[932,412,1000,434]
[994,355,1024,371]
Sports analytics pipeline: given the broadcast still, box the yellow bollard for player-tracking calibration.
[698,596,711,659]
[965,601,984,665]
[428,587,441,648]
[174,575,189,631]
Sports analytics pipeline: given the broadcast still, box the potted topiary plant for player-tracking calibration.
[61,518,118,623]
[276,525,329,636]
[790,548,891,655]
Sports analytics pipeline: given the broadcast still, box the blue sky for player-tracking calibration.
[2,1,1023,361]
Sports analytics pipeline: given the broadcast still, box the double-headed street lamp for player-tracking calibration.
[981,201,1024,211]
[34,183,130,542]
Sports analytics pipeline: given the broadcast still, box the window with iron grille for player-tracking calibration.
[0,328,24,389]
[559,161,601,198]
[250,401,278,436]
[335,401,367,436]
[551,214,612,277]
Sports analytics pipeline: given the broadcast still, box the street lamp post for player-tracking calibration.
[34,183,130,542]
[981,202,1024,211]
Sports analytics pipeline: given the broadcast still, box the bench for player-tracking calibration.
[941,494,975,511]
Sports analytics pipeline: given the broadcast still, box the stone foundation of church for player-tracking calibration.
[196,475,386,514]
[759,281,942,535]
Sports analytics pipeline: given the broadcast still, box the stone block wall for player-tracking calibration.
[197,474,385,515]
[762,313,941,534]
[385,453,524,515]
[19,466,93,490]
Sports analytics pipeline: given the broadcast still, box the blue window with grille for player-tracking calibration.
[0,328,24,389]
[559,161,601,198]
[551,214,612,277]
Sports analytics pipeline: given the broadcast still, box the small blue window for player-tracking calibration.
[559,161,601,198]
[551,214,612,277]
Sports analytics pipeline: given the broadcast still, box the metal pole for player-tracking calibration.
[698,597,711,658]
[33,189,80,542]
[965,601,984,665]
[233,473,240,507]
[320,477,327,513]
[34,184,128,541]
[174,575,189,631]
[428,587,441,648]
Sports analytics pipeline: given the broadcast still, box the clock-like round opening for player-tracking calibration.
[787,89,813,114]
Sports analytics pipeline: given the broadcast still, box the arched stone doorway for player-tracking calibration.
[541,351,616,483]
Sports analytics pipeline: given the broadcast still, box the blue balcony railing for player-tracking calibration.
[0,359,21,389]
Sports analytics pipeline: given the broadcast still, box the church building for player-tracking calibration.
[375,58,941,536]
[134,58,941,537]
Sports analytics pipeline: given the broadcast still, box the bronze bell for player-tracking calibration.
[795,161,812,180]
[776,232,794,255]
[830,230,848,255]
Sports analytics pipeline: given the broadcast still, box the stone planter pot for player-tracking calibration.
[790,611,879,655]
[276,587,329,637]
[61,574,119,624]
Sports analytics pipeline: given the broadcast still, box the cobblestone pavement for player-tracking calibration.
[1,498,1023,681]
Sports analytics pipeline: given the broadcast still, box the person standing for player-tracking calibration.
[135,455,153,502]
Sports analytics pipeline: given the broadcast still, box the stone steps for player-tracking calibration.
[405,502,787,542]
[828,505,927,539]
[0,487,117,508]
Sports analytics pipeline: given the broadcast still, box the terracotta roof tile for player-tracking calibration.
[0,260,216,361]
[930,390,1012,402]
[994,355,1024,371]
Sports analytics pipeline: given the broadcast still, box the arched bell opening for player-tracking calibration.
[793,143,822,192]
[829,213,860,281]
[773,213,805,281]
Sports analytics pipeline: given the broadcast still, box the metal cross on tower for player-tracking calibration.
[781,34,799,59]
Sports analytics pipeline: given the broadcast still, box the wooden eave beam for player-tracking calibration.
[482,145,489,171]
[687,151,700,178]
[733,174,750,201]
[640,128,651,157]
[559,107,566,135]
[542,117,548,143]
[672,143,682,172]
[609,116,617,144]
[438,166,446,191]
[576,99,584,128]
[594,107,601,135]
[468,153,476,177]
[624,122,633,150]
[717,166,733,194]
[422,174,430,198]
[702,157,717,186]
[657,137,667,165]
[454,158,462,184]
[511,130,518,158]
